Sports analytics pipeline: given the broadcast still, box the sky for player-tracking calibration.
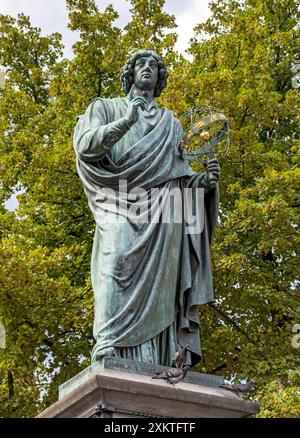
[0,0,211,58]
[1,0,212,211]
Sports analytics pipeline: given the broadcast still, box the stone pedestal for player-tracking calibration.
[37,357,259,418]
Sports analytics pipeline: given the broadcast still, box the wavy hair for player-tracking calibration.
[121,49,168,97]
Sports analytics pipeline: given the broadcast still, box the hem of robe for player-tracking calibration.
[91,320,198,367]
[91,321,203,367]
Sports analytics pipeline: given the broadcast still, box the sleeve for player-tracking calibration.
[73,98,132,162]
[184,174,220,243]
[185,173,211,191]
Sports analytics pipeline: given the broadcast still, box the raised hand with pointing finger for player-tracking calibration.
[124,96,147,126]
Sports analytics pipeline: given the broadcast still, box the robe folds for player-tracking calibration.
[73,93,219,367]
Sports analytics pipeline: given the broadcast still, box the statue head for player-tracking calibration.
[121,49,168,98]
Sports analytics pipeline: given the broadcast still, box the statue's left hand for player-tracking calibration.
[206,158,220,188]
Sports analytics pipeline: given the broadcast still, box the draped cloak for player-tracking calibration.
[73,93,219,367]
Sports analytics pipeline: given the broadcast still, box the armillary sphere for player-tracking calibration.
[179,105,230,163]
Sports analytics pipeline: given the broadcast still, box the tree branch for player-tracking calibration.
[232,42,241,71]
[238,106,249,129]
[208,302,256,344]
[7,371,14,398]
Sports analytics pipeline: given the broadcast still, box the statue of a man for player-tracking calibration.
[73,49,220,367]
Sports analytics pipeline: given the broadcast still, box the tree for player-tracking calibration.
[0,11,95,417]
[0,0,178,418]
[124,0,177,59]
[172,0,299,417]
[0,0,299,418]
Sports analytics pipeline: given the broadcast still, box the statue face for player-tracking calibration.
[133,55,158,92]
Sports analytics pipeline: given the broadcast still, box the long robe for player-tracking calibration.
[73,92,219,367]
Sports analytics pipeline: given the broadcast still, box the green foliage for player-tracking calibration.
[0,13,62,105]
[257,380,300,417]
[66,0,124,98]
[124,0,177,59]
[0,0,299,417]
[179,0,300,416]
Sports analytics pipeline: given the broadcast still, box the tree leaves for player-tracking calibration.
[185,0,300,416]
[0,0,299,417]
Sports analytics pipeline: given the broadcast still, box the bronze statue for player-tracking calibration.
[73,49,220,367]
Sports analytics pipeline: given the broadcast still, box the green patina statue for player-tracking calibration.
[73,49,220,367]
